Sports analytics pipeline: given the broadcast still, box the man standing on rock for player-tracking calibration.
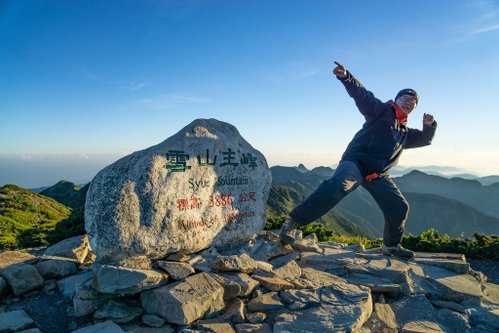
[280,61,437,259]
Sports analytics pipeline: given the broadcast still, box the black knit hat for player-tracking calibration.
[395,89,419,104]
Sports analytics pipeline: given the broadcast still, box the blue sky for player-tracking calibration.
[1,0,499,188]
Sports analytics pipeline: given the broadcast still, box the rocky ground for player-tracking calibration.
[1,232,498,333]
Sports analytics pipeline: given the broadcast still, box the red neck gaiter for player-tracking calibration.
[392,102,408,124]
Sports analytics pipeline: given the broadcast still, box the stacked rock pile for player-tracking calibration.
[1,230,498,333]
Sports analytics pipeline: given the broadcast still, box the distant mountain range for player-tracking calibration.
[267,166,499,238]
[295,164,499,186]
[1,166,498,249]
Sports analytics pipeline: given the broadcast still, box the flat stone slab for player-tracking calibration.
[300,249,357,266]
[411,264,483,302]
[0,310,36,333]
[140,272,224,325]
[92,264,168,294]
[213,253,258,274]
[71,320,125,333]
[392,295,436,326]
[156,261,195,280]
[343,273,403,296]
[247,292,285,312]
[216,272,259,297]
[0,251,37,269]
[413,258,470,274]
[401,320,444,333]
[274,294,372,333]
[252,275,294,292]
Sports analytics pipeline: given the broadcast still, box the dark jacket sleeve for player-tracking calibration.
[338,71,386,119]
[404,121,437,149]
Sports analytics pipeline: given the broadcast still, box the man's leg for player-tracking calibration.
[362,175,414,259]
[289,160,363,226]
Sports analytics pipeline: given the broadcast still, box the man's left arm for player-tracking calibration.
[404,113,437,149]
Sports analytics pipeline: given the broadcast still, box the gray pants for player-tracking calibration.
[289,160,409,247]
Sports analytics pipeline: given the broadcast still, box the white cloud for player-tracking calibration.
[449,0,499,43]
[19,155,33,161]
[263,61,319,84]
[134,94,211,110]
[466,23,499,36]
[79,153,89,160]
[130,80,152,91]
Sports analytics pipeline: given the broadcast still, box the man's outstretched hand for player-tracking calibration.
[333,61,347,78]
[423,113,435,125]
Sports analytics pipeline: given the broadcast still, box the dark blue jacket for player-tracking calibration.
[338,71,437,177]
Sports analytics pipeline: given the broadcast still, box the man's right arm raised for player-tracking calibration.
[333,61,385,119]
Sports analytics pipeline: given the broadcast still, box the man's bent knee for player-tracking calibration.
[393,199,410,220]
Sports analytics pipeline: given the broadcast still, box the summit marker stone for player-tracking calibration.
[85,119,271,263]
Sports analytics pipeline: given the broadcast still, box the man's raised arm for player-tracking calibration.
[333,60,385,119]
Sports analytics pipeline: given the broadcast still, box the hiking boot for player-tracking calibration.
[279,217,300,244]
[382,244,415,260]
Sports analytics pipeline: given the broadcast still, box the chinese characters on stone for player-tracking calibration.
[164,149,257,172]
[176,192,256,211]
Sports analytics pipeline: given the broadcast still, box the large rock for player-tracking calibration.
[34,259,77,279]
[43,235,90,263]
[92,264,168,294]
[0,264,44,296]
[274,283,372,333]
[213,253,258,274]
[0,310,36,333]
[85,118,271,262]
[57,271,93,300]
[140,272,225,325]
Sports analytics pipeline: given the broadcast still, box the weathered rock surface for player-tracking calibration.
[213,253,259,274]
[1,223,498,333]
[92,264,168,294]
[34,259,77,279]
[0,251,37,270]
[0,263,44,296]
[85,118,272,262]
[57,271,93,300]
[71,320,125,333]
[0,310,36,333]
[93,299,143,323]
[140,272,225,324]
[43,235,90,263]
[156,261,195,280]
[140,313,166,328]
[247,292,285,312]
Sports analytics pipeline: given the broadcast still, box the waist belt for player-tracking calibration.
[365,173,380,181]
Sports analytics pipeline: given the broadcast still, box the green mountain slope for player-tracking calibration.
[0,184,71,248]
[40,180,88,209]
